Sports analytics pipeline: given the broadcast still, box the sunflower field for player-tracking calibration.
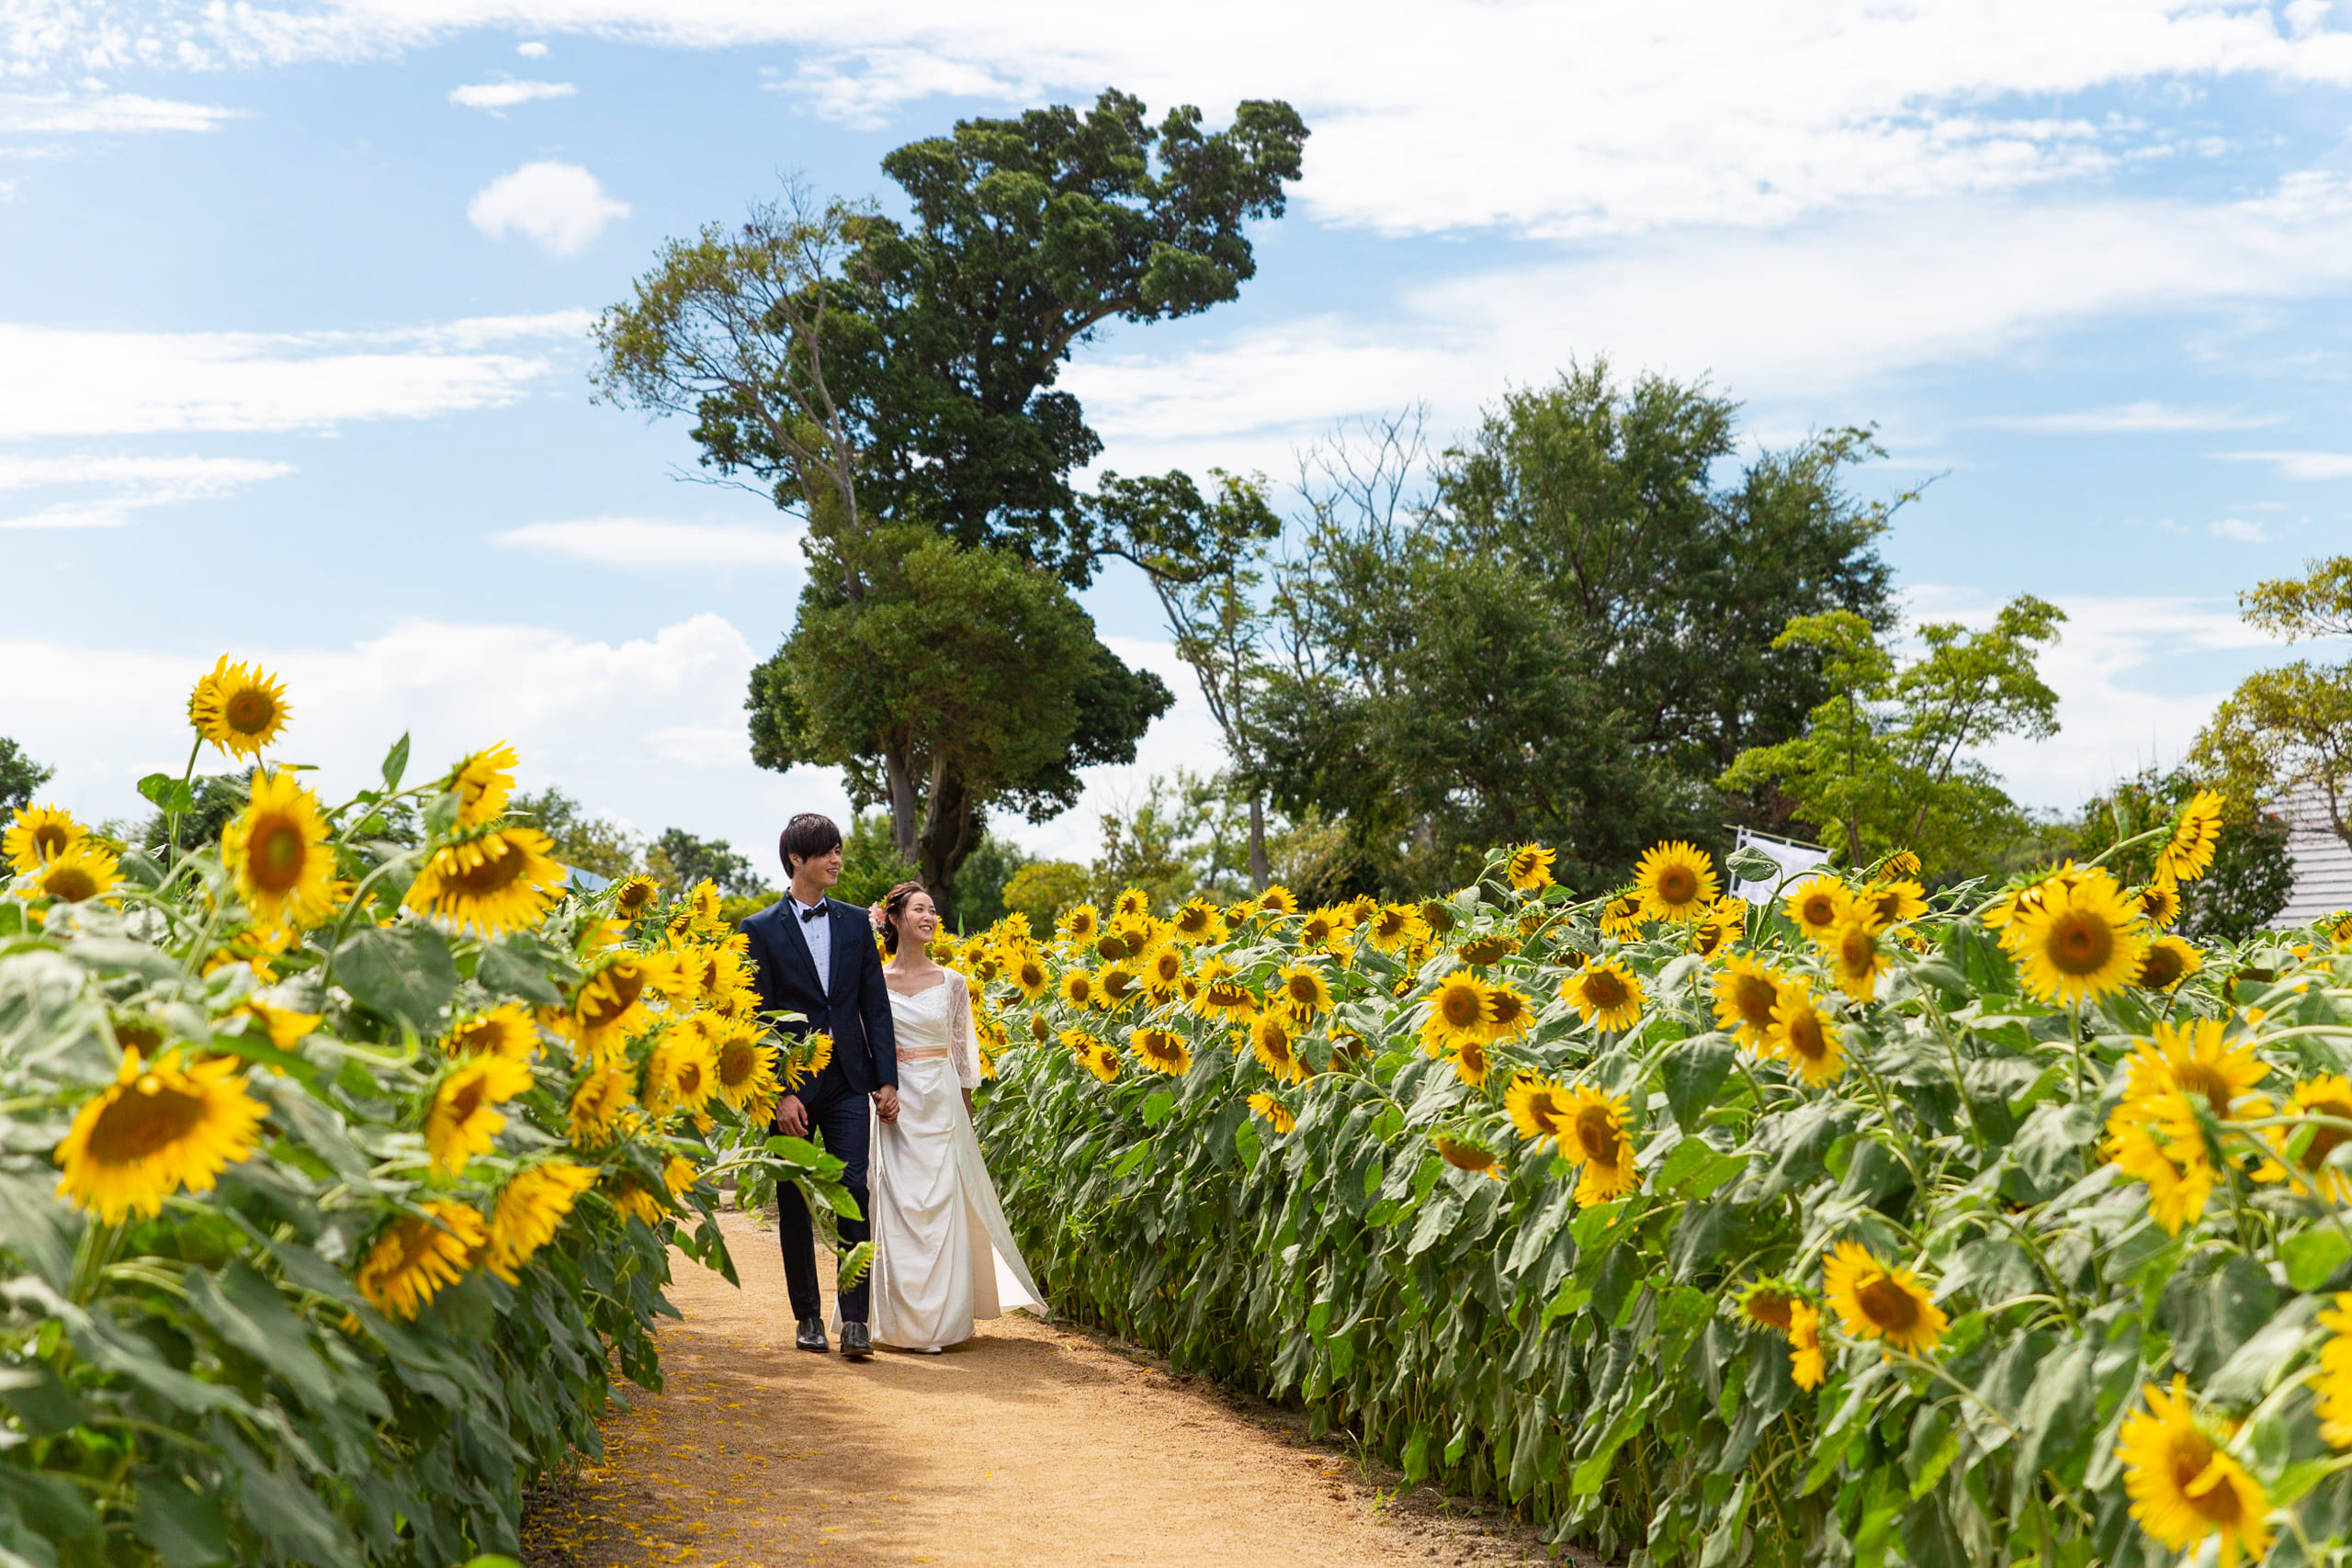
[958,809,2352,1567]
[0,661,847,1568]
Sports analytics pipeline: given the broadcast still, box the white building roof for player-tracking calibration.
[2278,783,2352,927]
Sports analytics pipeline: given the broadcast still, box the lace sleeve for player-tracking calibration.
[945,969,981,1089]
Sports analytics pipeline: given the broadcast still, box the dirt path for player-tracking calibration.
[524,1210,1566,1568]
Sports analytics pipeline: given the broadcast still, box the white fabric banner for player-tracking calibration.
[1730,829,1831,905]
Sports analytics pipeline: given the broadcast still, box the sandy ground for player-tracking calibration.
[522,1209,1573,1568]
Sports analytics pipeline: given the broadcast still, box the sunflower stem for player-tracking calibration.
[164,735,201,861]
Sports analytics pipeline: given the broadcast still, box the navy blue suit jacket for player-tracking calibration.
[740,896,899,1100]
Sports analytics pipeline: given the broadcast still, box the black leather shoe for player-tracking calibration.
[795,1316,828,1353]
[839,1322,872,1361]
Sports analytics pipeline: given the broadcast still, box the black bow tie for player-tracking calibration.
[798,901,826,923]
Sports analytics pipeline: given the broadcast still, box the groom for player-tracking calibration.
[740,813,899,1361]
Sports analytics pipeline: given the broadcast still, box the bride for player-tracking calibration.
[863,881,1046,1352]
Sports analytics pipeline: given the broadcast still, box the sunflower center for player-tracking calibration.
[2173,1063,2235,1117]
[677,1063,704,1096]
[2167,1437,2226,1513]
[1785,1012,1828,1062]
[1743,1292,1794,1331]
[581,968,646,1030]
[450,836,532,898]
[2304,1097,2352,1171]
[30,822,69,859]
[87,1079,210,1163]
[1735,977,1776,1030]
[224,688,278,736]
[1526,1090,1563,1131]
[2045,910,2116,976]
[1801,896,1837,928]
[1441,988,1483,1028]
[1856,1274,1919,1334]
[1872,890,1902,923]
[719,1043,756,1085]
[44,866,99,902]
[1657,869,1694,905]
[1574,1104,1621,1166]
[1583,972,1628,1010]
[1839,929,1874,970]
[1490,995,1526,1027]
[447,1079,486,1122]
[249,814,309,894]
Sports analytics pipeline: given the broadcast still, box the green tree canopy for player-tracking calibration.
[647,829,766,898]
[2195,554,2352,852]
[0,738,53,816]
[1251,366,1900,895]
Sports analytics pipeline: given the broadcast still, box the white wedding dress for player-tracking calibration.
[865,969,1046,1350]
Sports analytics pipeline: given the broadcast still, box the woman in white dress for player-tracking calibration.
[864,882,1046,1352]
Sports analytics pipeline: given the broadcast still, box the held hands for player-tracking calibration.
[775,1094,809,1139]
[873,1085,901,1124]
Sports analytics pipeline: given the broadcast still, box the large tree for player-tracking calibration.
[594,93,1305,909]
[0,738,51,816]
[1251,366,1901,895]
[2194,554,2352,853]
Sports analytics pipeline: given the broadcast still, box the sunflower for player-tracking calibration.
[1253,885,1299,919]
[1597,891,1646,941]
[1787,1301,1826,1391]
[1009,952,1054,1002]
[406,827,565,937]
[566,954,674,1062]
[2107,1089,2217,1234]
[356,1201,484,1320]
[1421,970,1495,1055]
[1506,843,1556,893]
[28,841,122,905]
[612,874,660,921]
[1736,1279,1801,1334]
[1170,897,1228,946]
[2117,1377,2270,1567]
[444,741,520,829]
[2135,936,2200,993]
[1861,879,1928,928]
[711,1022,778,1114]
[1247,1092,1295,1134]
[1058,904,1101,942]
[2315,1295,2352,1448]
[1079,1040,1121,1083]
[1690,897,1744,959]
[1140,944,1188,1002]
[1711,954,1784,1051]
[664,1155,699,1200]
[1296,906,1357,953]
[484,1162,596,1283]
[1449,1036,1492,1089]
[1094,919,1148,963]
[2136,879,2182,930]
[222,771,344,934]
[1364,903,1428,953]
[1505,1074,1574,1147]
[2156,790,2227,886]
[1193,971,1259,1022]
[1457,932,1516,965]
[1766,982,1846,1087]
[1251,1014,1309,1085]
[425,1055,532,1178]
[1634,841,1718,923]
[4,803,83,873]
[604,1169,669,1228]
[1825,915,1890,1003]
[1881,850,1922,877]
[446,1003,537,1060]
[2274,1076,2352,1201]
[1782,876,1852,944]
[1561,1088,1638,1207]
[2009,868,2147,1007]
[1095,961,1145,1012]
[1483,982,1536,1043]
[1111,887,1152,921]
[53,1049,266,1223]
[1274,963,1334,1019]
[2122,1017,2267,1118]
[1433,1133,1506,1181]
[1419,898,1460,937]
[644,1025,719,1123]
[1058,1026,1103,1059]
[1562,959,1645,1033]
[1129,1027,1193,1077]
[230,999,320,1049]
[567,1066,637,1146]
[187,656,291,758]
[1059,968,1099,1010]
[1821,1241,1946,1355]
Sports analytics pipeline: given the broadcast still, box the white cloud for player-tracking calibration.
[2220,449,2352,479]
[2211,517,2271,542]
[28,1,2352,236]
[0,92,244,133]
[448,78,574,110]
[0,453,293,527]
[0,311,588,437]
[467,160,627,256]
[1986,401,2281,434]
[516,39,548,56]
[493,516,804,570]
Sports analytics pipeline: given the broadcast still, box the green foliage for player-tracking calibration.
[1254,369,1897,897]
[2196,554,2352,857]
[968,850,2352,1565]
[947,835,1032,931]
[507,786,642,881]
[1001,861,1090,930]
[833,811,917,909]
[1719,595,2064,876]
[0,738,53,815]
[646,829,766,899]
[2055,768,2294,942]
[0,716,845,1568]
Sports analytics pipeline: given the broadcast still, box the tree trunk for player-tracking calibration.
[916,765,989,924]
[1248,794,1269,892]
[883,743,921,862]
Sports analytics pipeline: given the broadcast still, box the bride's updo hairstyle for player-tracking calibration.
[881,881,930,955]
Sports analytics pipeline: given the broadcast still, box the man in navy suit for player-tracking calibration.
[739,813,899,1361]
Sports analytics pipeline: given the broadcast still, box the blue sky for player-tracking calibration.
[5,1,2352,874]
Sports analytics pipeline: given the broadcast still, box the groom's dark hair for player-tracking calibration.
[778,813,843,877]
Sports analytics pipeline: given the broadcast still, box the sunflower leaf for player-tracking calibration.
[333,923,457,1033]
[1661,1034,1735,1130]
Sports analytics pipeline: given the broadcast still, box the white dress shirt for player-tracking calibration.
[792,893,831,992]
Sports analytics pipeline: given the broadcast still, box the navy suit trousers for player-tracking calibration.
[776,1079,872,1324]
